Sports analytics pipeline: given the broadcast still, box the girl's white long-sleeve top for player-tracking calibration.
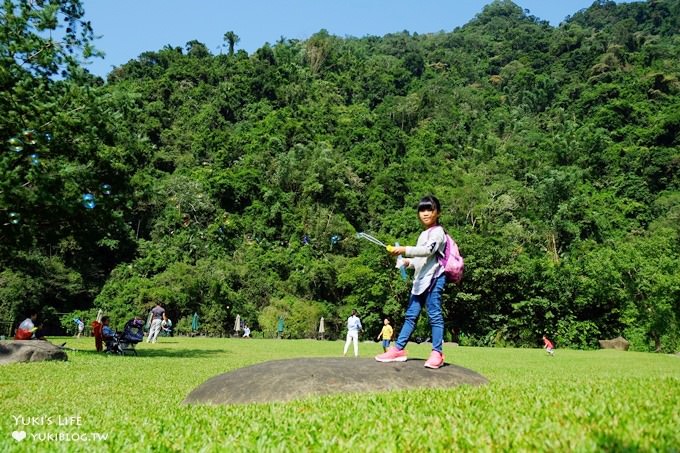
[404,226,445,295]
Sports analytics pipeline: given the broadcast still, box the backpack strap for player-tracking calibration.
[425,225,448,263]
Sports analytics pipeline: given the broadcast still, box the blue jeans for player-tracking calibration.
[395,274,446,353]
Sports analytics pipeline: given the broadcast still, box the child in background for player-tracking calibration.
[75,318,84,339]
[161,318,173,337]
[376,319,393,352]
[543,335,555,356]
[101,316,115,341]
[375,195,448,369]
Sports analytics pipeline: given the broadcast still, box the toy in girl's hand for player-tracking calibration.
[356,232,386,248]
[356,232,408,281]
[395,242,408,281]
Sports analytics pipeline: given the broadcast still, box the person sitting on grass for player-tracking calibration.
[14,313,60,345]
[542,335,555,356]
[101,317,115,342]
[242,325,251,338]
[15,313,40,340]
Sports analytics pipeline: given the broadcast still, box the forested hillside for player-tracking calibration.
[2,0,679,350]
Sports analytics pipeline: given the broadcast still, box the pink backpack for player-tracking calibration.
[436,227,464,283]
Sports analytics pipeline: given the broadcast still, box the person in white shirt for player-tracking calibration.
[75,318,84,339]
[343,309,363,357]
[15,313,38,340]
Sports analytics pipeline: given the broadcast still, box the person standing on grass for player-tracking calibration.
[376,318,393,352]
[147,302,166,344]
[343,309,363,357]
[75,318,84,339]
[375,195,447,369]
[543,335,555,356]
[277,316,285,339]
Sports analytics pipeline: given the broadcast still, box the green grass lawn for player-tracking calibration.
[1,337,679,452]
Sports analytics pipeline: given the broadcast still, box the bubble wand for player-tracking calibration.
[355,232,386,248]
[356,232,408,281]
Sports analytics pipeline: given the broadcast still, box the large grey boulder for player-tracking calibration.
[184,357,488,405]
[598,336,630,351]
[0,340,68,365]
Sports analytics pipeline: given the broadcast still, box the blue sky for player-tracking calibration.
[80,1,631,77]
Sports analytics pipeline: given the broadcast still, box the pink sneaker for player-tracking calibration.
[424,350,445,369]
[375,347,407,362]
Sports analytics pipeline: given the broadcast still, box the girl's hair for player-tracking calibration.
[417,195,441,214]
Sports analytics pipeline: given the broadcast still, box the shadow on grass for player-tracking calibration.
[136,348,231,358]
[64,347,231,359]
[593,433,642,453]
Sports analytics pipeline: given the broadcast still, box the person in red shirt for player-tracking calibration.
[542,335,555,356]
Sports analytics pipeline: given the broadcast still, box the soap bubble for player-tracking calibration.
[29,153,40,166]
[8,137,23,153]
[8,212,20,224]
[100,183,112,195]
[44,132,52,143]
[22,130,37,145]
[81,193,96,209]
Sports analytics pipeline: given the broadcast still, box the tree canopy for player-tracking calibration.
[1,0,679,351]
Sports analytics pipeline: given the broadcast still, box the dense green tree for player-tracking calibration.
[2,0,679,350]
[0,0,134,329]
[223,31,240,56]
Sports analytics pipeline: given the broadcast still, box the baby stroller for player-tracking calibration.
[105,318,144,356]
